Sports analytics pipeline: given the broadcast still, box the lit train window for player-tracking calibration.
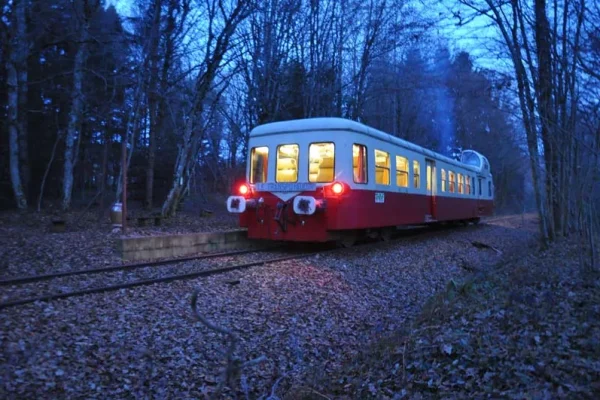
[466,176,471,194]
[396,156,408,187]
[276,144,299,183]
[309,142,335,183]
[449,171,455,192]
[441,169,447,192]
[413,160,420,189]
[250,146,269,183]
[375,150,390,185]
[458,173,464,194]
[353,144,367,184]
[426,164,432,192]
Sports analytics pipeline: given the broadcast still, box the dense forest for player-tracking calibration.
[1,0,599,244]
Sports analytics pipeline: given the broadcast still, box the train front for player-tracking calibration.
[225,122,350,242]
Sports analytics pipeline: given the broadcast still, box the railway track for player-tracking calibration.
[0,217,512,310]
[0,246,326,310]
[0,246,281,287]
[482,213,537,224]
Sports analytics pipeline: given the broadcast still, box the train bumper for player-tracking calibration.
[226,196,257,213]
[292,196,326,215]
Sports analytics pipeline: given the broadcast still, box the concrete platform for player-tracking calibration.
[117,229,265,261]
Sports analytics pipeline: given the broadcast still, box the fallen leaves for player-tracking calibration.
[0,207,238,279]
[0,213,545,398]
[323,229,600,399]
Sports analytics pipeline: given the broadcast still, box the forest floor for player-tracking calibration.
[0,196,238,278]
[311,222,600,399]
[0,212,563,399]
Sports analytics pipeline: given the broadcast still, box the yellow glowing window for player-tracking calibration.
[441,169,447,192]
[250,146,268,183]
[396,156,408,187]
[276,144,299,182]
[308,142,335,183]
[413,160,420,188]
[466,176,471,194]
[449,171,455,192]
[353,144,367,183]
[426,164,433,192]
[458,173,464,194]
[375,149,390,185]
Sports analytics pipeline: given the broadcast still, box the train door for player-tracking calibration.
[477,176,484,215]
[426,159,437,220]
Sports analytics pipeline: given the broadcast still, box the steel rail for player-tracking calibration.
[0,217,501,310]
[0,251,320,310]
[0,246,281,287]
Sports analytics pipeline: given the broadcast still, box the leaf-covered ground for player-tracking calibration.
[0,206,238,278]
[319,232,600,399]
[0,217,537,399]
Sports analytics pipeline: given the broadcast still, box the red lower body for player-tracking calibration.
[239,190,494,242]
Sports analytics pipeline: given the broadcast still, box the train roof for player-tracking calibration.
[250,117,490,174]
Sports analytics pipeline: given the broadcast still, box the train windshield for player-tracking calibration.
[250,146,268,183]
[276,144,299,182]
[461,151,481,168]
[309,142,335,182]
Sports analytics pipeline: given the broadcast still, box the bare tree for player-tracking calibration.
[16,0,29,199]
[143,0,164,210]
[161,0,255,216]
[62,0,101,211]
[4,0,28,209]
[347,0,388,120]
[456,0,588,244]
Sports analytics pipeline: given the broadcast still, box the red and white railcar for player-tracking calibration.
[226,118,494,243]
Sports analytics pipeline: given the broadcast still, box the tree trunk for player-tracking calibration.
[6,1,27,209]
[37,131,62,212]
[144,0,163,210]
[62,22,89,210]
[16,0,29,199]
[146,112,156,209]
[335,0,345,116]
[534,0,557,239]
[7,61,27,209]
[98,122,110,220]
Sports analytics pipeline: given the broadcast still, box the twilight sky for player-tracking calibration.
[105,0,507,71]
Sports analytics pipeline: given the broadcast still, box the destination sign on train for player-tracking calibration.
[255,183,317,192]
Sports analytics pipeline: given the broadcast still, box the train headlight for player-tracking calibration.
[239,184,249,196]
[331,182,344,195]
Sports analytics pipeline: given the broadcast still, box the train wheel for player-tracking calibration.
[337,231,358,248]
[380,228,394,242]
[338,237,356,248]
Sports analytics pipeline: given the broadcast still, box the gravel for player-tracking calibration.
[0,217,537,398]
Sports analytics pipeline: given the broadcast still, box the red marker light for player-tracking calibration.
[239,184,249,195]
[331,182,344,195]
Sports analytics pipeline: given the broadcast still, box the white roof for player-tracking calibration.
[250,117,487,174]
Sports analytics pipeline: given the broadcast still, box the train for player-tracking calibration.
[226,117,494,246]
